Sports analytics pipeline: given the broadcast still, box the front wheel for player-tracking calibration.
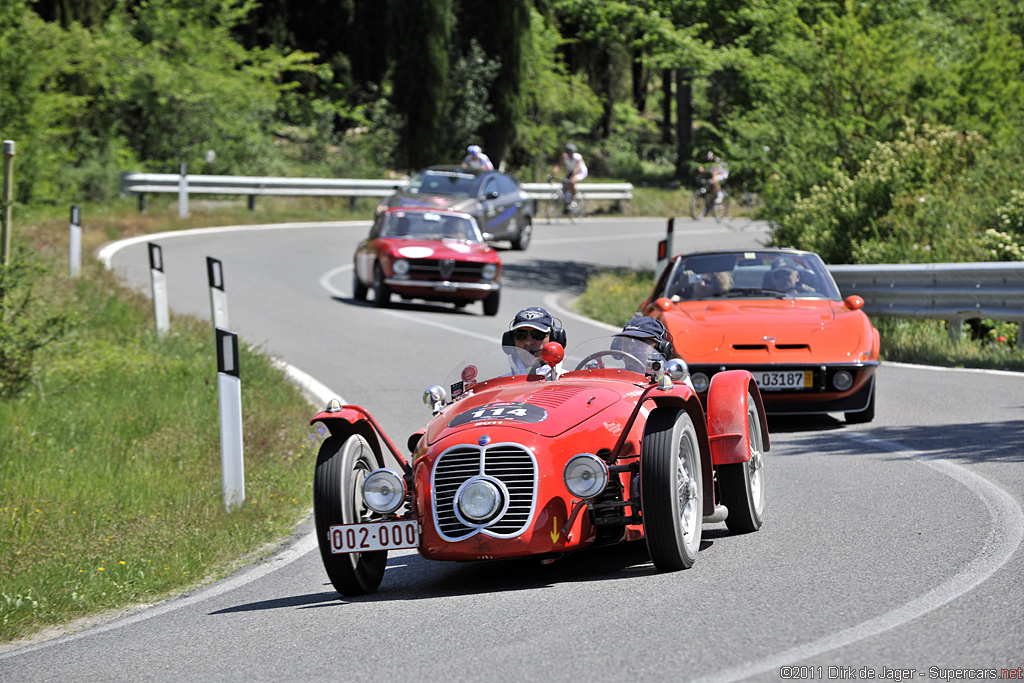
[511,219,532,250]
[313,434,388,596]
[711,194,730,221]
[482,290,500,316]
[845,381,876,424]
[717,392,766,533]
[568,195,586,224]
[641,408,703,570]
[544,192,562,224]
[689,190,707,219]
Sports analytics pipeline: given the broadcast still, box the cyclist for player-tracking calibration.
[697,151,729,204]
[550,143,588,206]
[462,144,494,171]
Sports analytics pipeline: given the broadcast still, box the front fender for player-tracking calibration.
[706,370,770,466]
[310,402,410,474]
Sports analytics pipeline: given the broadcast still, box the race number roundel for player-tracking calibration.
[448,402,548,427]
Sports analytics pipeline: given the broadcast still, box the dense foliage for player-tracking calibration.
[3,0,1024,263]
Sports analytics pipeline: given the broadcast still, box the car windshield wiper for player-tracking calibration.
[719,288,787,299]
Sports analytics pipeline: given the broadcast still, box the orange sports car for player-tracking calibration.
[638,249,879,423]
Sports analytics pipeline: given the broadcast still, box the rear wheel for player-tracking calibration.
[718,392,766,533]
[352,269,368,302]
[641,408,703,570]
[482,290,500,316]
[568,195,586,224]
[511,219,532,250]
[373,264,391,308]
[313,434,388,596]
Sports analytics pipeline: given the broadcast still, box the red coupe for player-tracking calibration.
[353,207,502,316]
[310,334,769,596]
[639,248,880,423]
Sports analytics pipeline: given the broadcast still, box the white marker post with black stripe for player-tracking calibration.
[207,256,229,330]
[69,205,82,278]
[216,327,244,511]
[178,162,188,219]
[148,242,169,336]
[657,217,675,274]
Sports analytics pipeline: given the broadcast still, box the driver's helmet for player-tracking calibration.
[565,143,577,155]
[467,144,482,155]
[612,316,674,373]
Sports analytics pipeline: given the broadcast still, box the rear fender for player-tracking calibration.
[706,370,770,466]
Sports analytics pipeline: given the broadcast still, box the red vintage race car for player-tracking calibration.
[639,248,880,423]
[353,207,502,316]
[310,334,770,596]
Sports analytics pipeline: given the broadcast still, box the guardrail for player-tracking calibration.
[828,262,1024,346]
[119,172,634,215]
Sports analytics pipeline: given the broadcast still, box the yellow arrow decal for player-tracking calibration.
[550,517,560,543]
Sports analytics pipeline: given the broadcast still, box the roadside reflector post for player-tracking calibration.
[69,205,82,277]
[178,162,189,219]
[148,242,169,336]
[2,140,14,268]
[656,217,675,274]
[216,327,245,511]
[207,256,229,330]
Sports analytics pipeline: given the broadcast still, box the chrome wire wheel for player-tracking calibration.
[719,391,766,533]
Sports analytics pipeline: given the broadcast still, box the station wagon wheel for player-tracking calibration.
[641,408,703,570]
[373,263,391,308]
[313,434,388,596]
[352,269,368,302]
[718,391,766,533]
[511,219,532,250]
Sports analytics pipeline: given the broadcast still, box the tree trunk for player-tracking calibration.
[674,70,693,181]
[661,69,673,144]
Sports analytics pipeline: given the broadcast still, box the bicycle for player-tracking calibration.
[689,177,729,221]
[544,176,586,224]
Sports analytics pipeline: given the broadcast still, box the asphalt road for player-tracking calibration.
[3,215,1022,682]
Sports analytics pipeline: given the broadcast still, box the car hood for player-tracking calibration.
[425,380,632,445]
[379,237,498,261]
[388,193,477,213]
[661,300,873,361]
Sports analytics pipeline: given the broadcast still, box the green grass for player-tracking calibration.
[573,269,1023,372]
[0,204,329,643]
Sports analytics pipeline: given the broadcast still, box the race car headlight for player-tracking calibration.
[481,263,498,281]
[457,479,502,522]
[691,372,710,393]
[832,370,854,391]
[563,453,609,499]
[362,469,407,514]
[393,258,410,276]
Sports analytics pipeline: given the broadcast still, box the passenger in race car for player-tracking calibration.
[612,316,676,374]
[502,307,566,377]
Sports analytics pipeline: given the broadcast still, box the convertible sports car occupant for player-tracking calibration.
[502,307,567,377]
[353,207,502,316]
[310,324,770,596]
[638,248,879,423]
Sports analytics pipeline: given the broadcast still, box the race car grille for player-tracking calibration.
[432,443,537,541]
[407,259,485,282]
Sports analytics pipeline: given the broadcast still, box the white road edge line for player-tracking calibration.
[700,432,1024,683]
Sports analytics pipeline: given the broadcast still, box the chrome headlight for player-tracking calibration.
[563,453,609,499]
[393,258,410,276]
[833,370,853,391]
[457,479,502,522]
[362,469,406,514]
[664,358,689,381]
[691,372,710,393]
[481,263,498,281]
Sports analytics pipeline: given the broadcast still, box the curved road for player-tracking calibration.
[2,217,1022,682]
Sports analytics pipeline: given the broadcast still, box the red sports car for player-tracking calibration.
[638,248,880,423]
[354,207,502,316]
[310,334,769,596]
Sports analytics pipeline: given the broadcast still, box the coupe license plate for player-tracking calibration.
[433,282,458,291]
[328,520,419,554]
[754,370,813,390]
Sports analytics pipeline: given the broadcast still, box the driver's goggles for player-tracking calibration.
[513,329,548,341]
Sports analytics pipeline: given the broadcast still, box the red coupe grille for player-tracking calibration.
[407,259,485,281]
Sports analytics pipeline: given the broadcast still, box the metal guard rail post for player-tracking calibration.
[828,262,1024,347]
[120,172,634,215]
